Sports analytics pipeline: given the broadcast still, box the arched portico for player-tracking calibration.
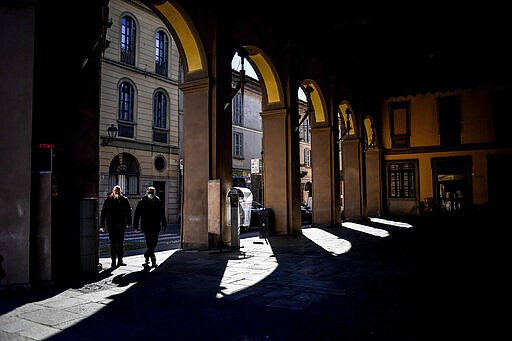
[339,102,366,220]
[302,80,340,226]
[149,1,220,248]
[244,46,301,235]
[144,4,303,244]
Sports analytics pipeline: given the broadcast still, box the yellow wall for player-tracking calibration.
[381,86,508,211]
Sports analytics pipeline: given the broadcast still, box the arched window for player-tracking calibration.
[154,90,167,128]
[153,90,168,143]
[118,81,134,122]
[121,15,136,65]
[155,30,169,76]
[109,153,139,195]
[118,81,135,138]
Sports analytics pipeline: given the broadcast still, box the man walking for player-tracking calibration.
[133,186,167,267]
[100,185,132,268]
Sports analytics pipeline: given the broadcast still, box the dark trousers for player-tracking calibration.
[108,225,126,261]
[144,229,160,261]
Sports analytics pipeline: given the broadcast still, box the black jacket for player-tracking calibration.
[100,194,132,229]
[133,195,167,232]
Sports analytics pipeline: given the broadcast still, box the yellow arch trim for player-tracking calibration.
[154,2,203,72]
[310,85,325,123]
[364,117,374,142]
[245,48,281,104]
[338,103,355,136]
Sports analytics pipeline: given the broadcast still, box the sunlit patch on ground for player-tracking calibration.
[216,236,278,298]
[369,217,413,228]
[301,227,352,256]
[342,221,390,237]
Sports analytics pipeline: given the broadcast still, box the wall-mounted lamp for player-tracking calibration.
[338,108,352,142]
[364,123,376,152]
[102,124,118,146]
[296,85,314,132]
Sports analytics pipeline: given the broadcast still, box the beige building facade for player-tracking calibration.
[99,0,182,224]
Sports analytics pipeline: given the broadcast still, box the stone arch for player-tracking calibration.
[363,116,377,150]
[242,45,285,109]
[299,79,338,225]
[300,80,328,125]
[146,0,208,78]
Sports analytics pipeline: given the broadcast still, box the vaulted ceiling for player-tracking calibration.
[216,1,512,97]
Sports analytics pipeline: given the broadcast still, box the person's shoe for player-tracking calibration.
[111,261,117,268]
[144,256,149,264]
[118,260,127,266]
[151,258,157,268]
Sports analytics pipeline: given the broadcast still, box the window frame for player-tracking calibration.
[232,93,243,125]
[233,131,244,158]
[153,90,168,143]
[304,148,311,167]
[387,160,417,199]
[155,30,169,77]
[153,90,167,129]
[437,95,461,147]
[118,81,135,123]
[388,101,411,148]
[120,15,136,65]
[109,153,140,196]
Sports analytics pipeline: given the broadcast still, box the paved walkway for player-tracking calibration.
[0,216,504,340]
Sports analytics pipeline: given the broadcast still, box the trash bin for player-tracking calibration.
[259,207,274,238]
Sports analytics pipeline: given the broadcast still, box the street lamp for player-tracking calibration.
[102,124,118,146]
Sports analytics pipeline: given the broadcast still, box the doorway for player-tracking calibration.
[153,181,166,207]
[432,156,471,214]
[488,153,512,212]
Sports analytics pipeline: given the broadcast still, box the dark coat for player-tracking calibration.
[100,194,132,229]
[133,195,167,232]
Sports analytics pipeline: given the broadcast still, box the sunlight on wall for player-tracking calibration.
[301,227,352,256]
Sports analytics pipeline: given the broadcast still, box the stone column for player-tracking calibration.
[341,138,365,220]
[261,108,298,235]
[365,149,382,217]
[311,126,338,225]
[180,78,211,248]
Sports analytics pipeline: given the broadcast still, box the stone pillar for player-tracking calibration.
[180,78,211,248]
[341,138,365,220]
[0,5,35,288]
[365,149,382,217]
[35,172,52,283]
[311,126,337,225]
[261,108,298,235]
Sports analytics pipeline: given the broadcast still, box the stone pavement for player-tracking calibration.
[0,216,505,340]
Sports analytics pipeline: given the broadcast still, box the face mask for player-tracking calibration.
[147,193,154,199]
